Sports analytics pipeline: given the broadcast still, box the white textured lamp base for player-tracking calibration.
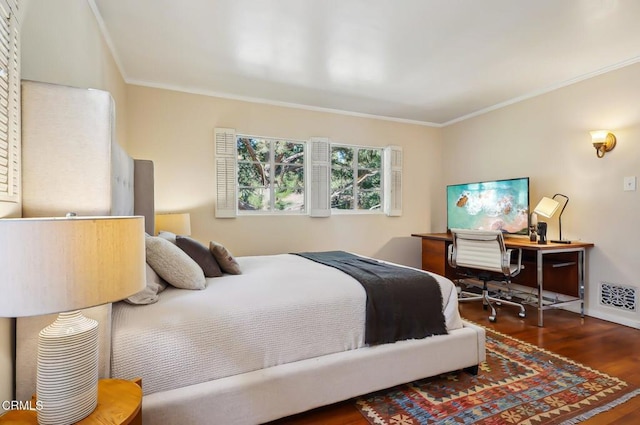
[36,311,99,425]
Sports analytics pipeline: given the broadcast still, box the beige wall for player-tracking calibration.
[0,0,129,408]
[126,85,442,266]
[441,62,640,327]
[20,0,128,149]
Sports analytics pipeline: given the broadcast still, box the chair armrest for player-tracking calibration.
[447,243,456,268]
[503,248,523,276]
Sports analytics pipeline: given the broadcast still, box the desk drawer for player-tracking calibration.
[514,253,579,297]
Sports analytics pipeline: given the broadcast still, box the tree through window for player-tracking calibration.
[331,145,382,211]
[236,136,305,213]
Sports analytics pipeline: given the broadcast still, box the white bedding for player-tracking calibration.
[111,254,463,396]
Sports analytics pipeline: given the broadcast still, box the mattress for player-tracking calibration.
[111,254,463,395]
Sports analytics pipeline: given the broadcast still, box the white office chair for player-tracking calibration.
[448,228,526,322]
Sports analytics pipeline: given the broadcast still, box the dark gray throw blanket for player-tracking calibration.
[293,251,447,345]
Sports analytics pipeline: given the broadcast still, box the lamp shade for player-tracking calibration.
[533,197,560,218]
[590,130,610,143]
[155,212,191,235]
[0,216,146,317]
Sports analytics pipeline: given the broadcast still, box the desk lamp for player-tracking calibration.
[0,216,145,424]
[534,194,570,243]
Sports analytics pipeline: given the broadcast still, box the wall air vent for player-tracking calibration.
[600,282,636,312]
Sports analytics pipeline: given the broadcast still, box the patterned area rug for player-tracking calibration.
[356,326,640,425]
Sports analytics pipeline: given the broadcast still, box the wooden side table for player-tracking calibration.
[0,378,142,424]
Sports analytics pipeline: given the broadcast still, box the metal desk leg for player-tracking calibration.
[578,248,585,318]
[537,250,544,327]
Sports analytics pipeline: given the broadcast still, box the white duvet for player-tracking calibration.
[111,254,463,395]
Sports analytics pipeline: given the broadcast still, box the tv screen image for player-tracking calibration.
[447,177,530,235]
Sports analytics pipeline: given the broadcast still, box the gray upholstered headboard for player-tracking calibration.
[134,159,155,235]
[16,80,154,400]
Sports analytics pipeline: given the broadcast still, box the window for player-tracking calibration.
[331,145,382,212]
[215,129,401,218]
[236,136,305,213]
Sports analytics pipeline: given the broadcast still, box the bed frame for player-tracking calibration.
[17,80,486,424]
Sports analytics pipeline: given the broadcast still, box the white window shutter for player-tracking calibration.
[214,128,237,218]
[309,137,330,217]
[384,146,402,216]
[0,0,19,202]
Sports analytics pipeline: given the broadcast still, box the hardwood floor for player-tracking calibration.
[269,301,640,424]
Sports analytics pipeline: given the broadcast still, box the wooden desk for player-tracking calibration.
[412,233,594,326]
[0,379,142,425]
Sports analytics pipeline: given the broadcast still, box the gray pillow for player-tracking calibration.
[209,241,242,275]
[176,236,223,277]
[125,263,169,305]
[146,236,206,290]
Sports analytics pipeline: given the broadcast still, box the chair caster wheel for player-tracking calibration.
[483,304,488,310]
[489,316,496,323]
[518,312,526,318]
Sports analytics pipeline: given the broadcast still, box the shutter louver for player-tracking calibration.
[8,1,18,200]
[0,0,18,202]
[384,146,402,216]
[214,128,237,218]
[309,137,330,217]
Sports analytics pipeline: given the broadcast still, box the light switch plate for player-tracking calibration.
[623,176,637,191]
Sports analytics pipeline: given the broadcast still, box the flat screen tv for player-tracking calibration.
[446,177,530,235]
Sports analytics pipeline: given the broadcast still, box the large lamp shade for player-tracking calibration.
[0,216,146,424]
[0,216,146,316]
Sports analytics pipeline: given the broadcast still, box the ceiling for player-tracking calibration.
[91,0,640,126]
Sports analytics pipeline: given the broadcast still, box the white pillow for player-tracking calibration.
[146,236,206,290]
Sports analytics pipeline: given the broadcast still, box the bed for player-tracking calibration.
[16,80,486,425]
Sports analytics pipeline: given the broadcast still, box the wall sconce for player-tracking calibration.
[590,130,616,158]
